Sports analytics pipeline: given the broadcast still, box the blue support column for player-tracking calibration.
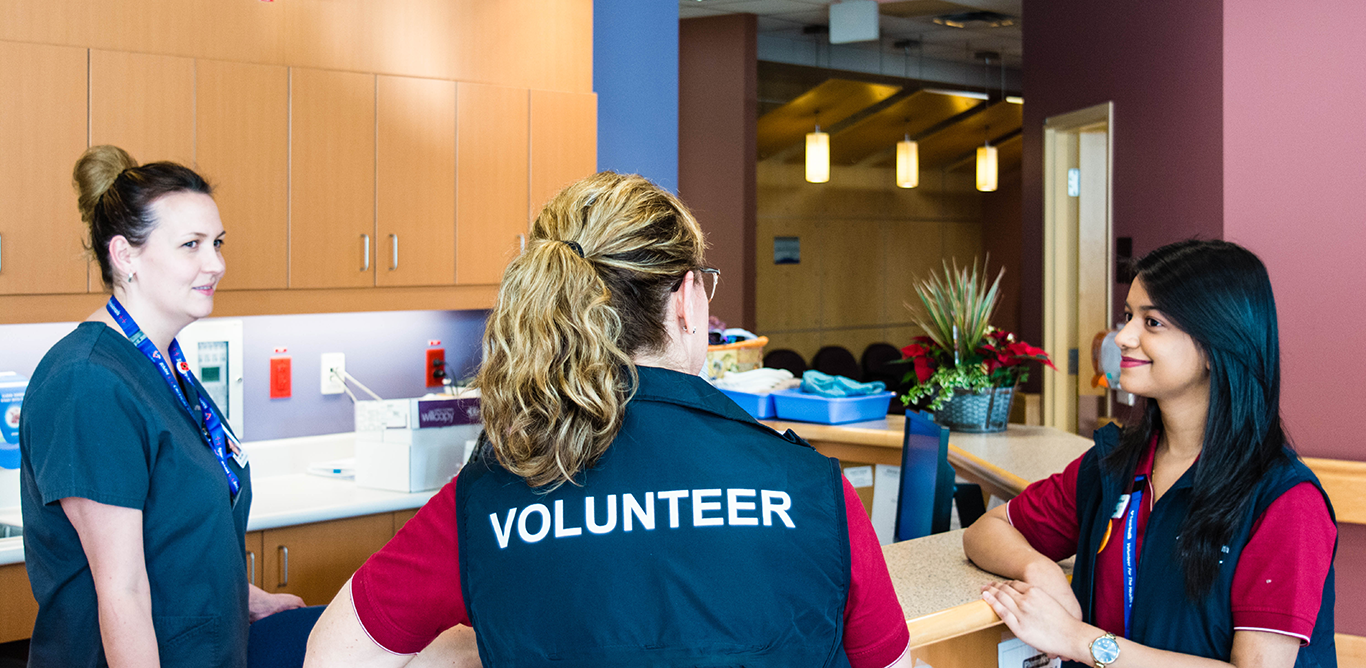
[594,1,679,191]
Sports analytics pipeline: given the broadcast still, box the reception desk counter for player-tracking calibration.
[886,529,1072,666]
[762,417,1093,500]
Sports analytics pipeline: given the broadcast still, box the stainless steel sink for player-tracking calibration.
[0,523,21,539]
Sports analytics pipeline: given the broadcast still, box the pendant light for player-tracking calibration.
[976,142,998,192]
[805,112,829,184]
[974,52,998,193]
[896,133,918,188]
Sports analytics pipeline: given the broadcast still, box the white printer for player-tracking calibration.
[354,394,480,493]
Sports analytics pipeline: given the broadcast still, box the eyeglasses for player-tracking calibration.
[672,267,720,302]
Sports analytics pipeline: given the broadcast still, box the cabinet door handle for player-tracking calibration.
[247,550,256,585]
[389,234,399,271]
[361,234,371,272]
[278,545,289,587]
[517,233,526,254]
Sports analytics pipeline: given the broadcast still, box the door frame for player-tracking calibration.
[1042,102,1114,433]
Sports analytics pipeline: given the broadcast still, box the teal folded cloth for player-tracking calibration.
[800,370,886,398]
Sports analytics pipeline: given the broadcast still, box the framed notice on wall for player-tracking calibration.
[774,236,800,264]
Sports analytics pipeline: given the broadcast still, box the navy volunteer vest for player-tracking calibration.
[1068,425,1336,667]
[456,366,854,668]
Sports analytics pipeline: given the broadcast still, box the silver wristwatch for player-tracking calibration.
[1088,632,1121,668]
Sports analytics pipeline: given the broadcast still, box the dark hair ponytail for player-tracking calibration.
[73,145,213,288]
[1105,239,1288,599]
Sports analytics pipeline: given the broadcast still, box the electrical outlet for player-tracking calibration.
[426,348,446,388]
[321,353,346,395]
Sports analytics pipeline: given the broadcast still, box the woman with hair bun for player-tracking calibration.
[20,146,303,667]
[963,239,1337,667]
[305,172,914,667]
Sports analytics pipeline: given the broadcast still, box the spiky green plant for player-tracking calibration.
[908,258,1004,363]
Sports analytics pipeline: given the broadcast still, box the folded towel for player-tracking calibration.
[800,370,886,398]
[713,367,794,393]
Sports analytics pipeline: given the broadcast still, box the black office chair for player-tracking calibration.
[861,342,906,414]
[811,346,861,382]
[762,349,808,377]
[893,410,987,541]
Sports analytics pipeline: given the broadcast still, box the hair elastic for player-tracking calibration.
[562,240,585,258]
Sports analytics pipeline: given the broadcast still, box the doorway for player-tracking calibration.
[1041,103,1113,435]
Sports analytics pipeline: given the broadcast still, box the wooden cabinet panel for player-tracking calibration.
[90,50,195,167]
[244,530,264,589]
[262,513,394,606]
[394,508,419,532]
[377,75,455,287]
[0,41,89,295]
[197,59,289,291]
[450,1,593,94]
[289,68,377,289]
[529,90,597,221]
[455,83,528,285]
[0,562,37,644]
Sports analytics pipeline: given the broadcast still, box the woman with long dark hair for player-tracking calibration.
[963,239,1336,667]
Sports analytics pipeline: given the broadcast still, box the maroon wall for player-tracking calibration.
[1021,0,1226,389]
[981,169,1023,337]
[679,14,757,331]
[1223,0,1366,634]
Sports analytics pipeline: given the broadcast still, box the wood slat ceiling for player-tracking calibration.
[870,100,1022,169]
[756,79,902,158]
[828,90,981,165]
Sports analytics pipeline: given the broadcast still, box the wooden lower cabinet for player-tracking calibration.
[260,513,396,606]
[0,562,37,643]
[245,530,265,589]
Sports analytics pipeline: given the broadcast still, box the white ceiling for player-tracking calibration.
[679,0,1024,69]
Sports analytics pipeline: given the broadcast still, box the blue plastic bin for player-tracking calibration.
[771,389,894,424]
[719,388,776,419]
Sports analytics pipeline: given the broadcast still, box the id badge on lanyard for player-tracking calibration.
[1121,474,1146,639]
[106,297,242,498]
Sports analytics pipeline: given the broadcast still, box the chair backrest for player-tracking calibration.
[894,410,955,542]
[860,342,902,382]
[762,349,808,377]
[811,346,861,382]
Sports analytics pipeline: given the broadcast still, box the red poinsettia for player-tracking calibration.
[899,328,1054,390]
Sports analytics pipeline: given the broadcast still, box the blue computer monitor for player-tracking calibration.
[893,410,954,541]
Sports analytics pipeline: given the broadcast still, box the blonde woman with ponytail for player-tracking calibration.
[20,146,304,668]
[307,173,912,668]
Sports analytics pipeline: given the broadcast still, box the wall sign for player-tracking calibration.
[774,236,800,265]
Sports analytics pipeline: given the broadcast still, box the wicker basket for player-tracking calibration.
[703,336,768,380]
[932,385,1016,433]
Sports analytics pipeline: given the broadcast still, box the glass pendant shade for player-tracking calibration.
[805,129,830,184]
[976,144,998,192]
[896,138,919,189]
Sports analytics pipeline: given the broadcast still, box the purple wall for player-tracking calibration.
[1021,0,1226,379]
[1223,0,1366,634]
[679,14,758,331]
[0,310,488,442]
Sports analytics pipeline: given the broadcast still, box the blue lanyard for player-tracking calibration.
[1121,474,1146,639]
[106,297,241,497]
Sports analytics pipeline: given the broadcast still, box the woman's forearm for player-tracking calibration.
[962,508,1057,580]
[97,586,160,667]
[304,579,414,667]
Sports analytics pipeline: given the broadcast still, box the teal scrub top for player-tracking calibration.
[20,322,253,668]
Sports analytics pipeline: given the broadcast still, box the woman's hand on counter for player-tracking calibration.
[981,580,1090,662]
[249,584,306,622]
[963,504,1081,620]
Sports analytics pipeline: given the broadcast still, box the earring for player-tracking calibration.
[126,273,135,283]
[689,327,697,334]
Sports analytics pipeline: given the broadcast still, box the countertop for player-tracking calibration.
[884,529,1073,646]
[0,432,440,567]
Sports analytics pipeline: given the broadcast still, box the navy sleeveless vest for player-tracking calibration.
[1068,425,1336,667]
[456,366,853,667]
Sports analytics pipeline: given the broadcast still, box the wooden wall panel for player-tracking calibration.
[90,50,195,166]
[0,41,89,296]
[455,83,528,285]
[819,220,885,330]
[883,221,945,328]
[289,68,377,289]
[451,1,594,94]
[196,59,289,291]
[529,90,597,220]
[377,74,456,287]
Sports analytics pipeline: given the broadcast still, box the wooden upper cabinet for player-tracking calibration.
[376,75,456,287]
[196,60,289,291]
[455,83,529,286]
[289,68,377,289]
[529,90,598,221]
[0,41,89,296]
[90,50,194,167]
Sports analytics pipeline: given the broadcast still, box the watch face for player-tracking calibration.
[1092,636,1121,664]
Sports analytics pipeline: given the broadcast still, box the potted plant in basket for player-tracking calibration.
[898,259,1055,432]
